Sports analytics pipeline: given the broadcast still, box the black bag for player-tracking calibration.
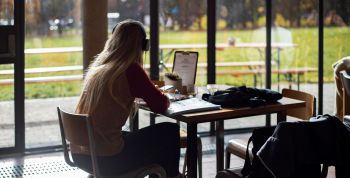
[241,126,276,178]
[202,86,282,108]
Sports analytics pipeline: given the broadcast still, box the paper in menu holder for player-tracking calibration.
[172,51,198,93]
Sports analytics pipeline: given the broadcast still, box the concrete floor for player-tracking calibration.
[0,133,336,178]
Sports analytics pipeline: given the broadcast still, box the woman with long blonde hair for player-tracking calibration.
[72,19,182,178]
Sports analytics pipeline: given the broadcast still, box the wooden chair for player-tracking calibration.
[150,80,203,178]
[340,70,350,122]
[224,88,316,176]
[281,88,316,121]
[57,106,167,178]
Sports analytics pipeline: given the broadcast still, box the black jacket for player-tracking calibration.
[202,86,282,107]
[257,115,350,178]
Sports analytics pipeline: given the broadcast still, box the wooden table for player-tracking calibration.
[137,96,305,178]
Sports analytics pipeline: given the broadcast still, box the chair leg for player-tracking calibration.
[197,137,203,178]
[225,149,231,169]
[182,150,187,174]
[150,112,156,125]
[321,164,329,178]
[149,174,159,178]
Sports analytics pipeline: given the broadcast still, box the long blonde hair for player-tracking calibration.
[75,20,146,115]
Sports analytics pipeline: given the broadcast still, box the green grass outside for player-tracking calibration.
[0,27,349,100]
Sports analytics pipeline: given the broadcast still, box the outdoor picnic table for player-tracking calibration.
[159,42,298,90]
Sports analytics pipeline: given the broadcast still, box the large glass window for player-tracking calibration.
[0,0,15,148]
[324,1,350,116]
[272,0,319,94]
[0,0,16,149]
[0,64,15,148]
[159,0,207,84]
[0,0,14,25]
[216,0,267,129]
[271,0,319,118]
[108,0,150,32]
[23,0,152,149]
[216,0,266,88]
[24,0,82,148]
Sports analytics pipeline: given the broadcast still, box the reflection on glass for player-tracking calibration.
[216,0,266,88]
[108,0,150,32]
[324,2,350,116]
[0,64,15,148]
[159,0,207,85]
[0,0,14,25]
[215,1,268,130]
[271,0,319,96]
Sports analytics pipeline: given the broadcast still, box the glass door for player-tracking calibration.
[0,0,25,155]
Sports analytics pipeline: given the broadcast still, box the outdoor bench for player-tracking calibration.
[212,67,317,90]
[0,64,316,90]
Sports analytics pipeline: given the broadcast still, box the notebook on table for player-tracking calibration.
[165,98,221,116]
[137,97,221,116]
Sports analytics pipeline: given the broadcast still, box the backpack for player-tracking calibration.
[241,126,276,178]
[215,126,276,178]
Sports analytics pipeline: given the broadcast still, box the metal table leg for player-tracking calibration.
[130,110,139,131]
[277,110,287,123]
[216,120,224,172]
[187,123,198,178]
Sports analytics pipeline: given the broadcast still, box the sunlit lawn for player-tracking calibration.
[0,27,349,100]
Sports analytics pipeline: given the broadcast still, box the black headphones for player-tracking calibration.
[112,22,150,51]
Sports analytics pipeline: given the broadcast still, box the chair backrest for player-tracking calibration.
[57,106,99,176]
[282,88,316,120]
[58,107,168,178]
[340,70,350,115]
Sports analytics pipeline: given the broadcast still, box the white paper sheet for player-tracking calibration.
[172,51,198,87]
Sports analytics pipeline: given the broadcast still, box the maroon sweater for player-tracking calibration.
[72,63,169,156]
[126,63,169,113]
